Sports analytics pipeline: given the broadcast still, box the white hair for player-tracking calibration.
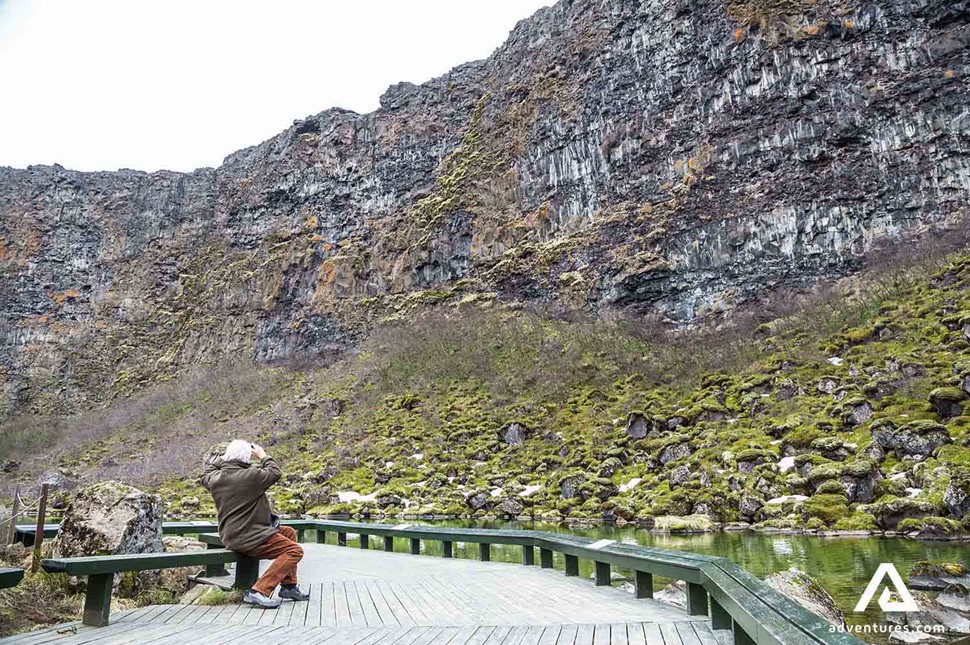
[222,439,252,464]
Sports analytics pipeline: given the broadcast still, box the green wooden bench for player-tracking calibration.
[41,549,259,627]
[0,568,24,589]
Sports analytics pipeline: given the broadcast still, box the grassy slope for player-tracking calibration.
[3,253,969,535]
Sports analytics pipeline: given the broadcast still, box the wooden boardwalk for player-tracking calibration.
[0,545,728,645]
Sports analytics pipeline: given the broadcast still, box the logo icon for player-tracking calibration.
[854,563,919,613]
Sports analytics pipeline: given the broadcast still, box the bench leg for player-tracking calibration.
[479,543,490,562]
[539,548,553,569]
[711,597,731,631]
[595,561,610,586]
[205,543,229,577]
[635,571,653,599]
[384,536,395,552]
[337,532,347,547]
[83,573,113,627]
[564,554,579,577]
[316,530,327,544]
[234,555,259,590]
[360,534,369,549]
[734,620,756,645]
[522,545,534,565]
[410,538,420,555]
[687,582,709,616]
[442,541,453,558]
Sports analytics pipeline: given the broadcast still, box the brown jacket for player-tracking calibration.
[201,456,282,553]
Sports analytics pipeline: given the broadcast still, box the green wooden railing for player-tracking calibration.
[32,519,862,644]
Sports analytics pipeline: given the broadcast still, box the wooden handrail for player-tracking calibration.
[33,519,863,644]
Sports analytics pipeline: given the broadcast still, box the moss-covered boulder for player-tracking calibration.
[863,496,938,530]
[872,419,951,458]
[944,469,970,519]
[929,387,966,419]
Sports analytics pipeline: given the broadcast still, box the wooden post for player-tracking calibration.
[82,573,113,627]
[360,534,369,549]
[687,582,709,616]
[316,530,327,544]
[635,571,654,599]
[5,486,20,545]
[564,554,579,577]
[384,536,394,552]
[539,548,553,569]
[234,555,259,590]
[710,597,731,630]
[409,538,420,555]
[337,532,347,547]
[733,620,756,645]
[479,543,490,562]
[205,543,229,577]
[442,541,453,558]
[30,484,49,574]
[522,545,534,566]
[595,561,610,586]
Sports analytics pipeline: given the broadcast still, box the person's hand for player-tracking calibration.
[251,444,267,461]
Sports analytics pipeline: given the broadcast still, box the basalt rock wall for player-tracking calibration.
[1,0,968,416]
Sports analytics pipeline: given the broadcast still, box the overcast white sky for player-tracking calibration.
[0,0,550,173]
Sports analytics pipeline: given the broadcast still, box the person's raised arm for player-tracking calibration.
[200,456,223,490]
[246,444,282,490]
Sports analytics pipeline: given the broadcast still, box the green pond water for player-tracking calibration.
[325,520,967,644]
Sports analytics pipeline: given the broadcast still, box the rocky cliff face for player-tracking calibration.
[1,0,968,417]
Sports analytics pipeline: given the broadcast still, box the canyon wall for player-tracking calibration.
[1,0,968,416]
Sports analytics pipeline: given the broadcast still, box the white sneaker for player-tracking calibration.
[243,589,281,608]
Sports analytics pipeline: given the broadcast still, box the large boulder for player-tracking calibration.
[499,423,528,446]
[944,470,970,519]
[54,481,163,558]
[625,413,649,439]
[765,568,846,629]
[872,420,951,458]
[54,481,164,597]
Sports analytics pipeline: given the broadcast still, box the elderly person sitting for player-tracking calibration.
[201,439,309,608]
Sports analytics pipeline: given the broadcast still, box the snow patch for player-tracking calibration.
[337,491,377,503]
[519,485,542,497]
[619,478,642,493]
[828,357,844,365]
[766,495,809,505]
[778,456,796,473]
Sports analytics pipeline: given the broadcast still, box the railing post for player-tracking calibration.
[5,486,19,544]
[30,484,49,574]
[82,573,113,627]
[360,534,369,549]
[204,543,229,577]
[442,541,453,558]
[234,555,259,590]
[522,545,534,565]
[564,554,579,577]
[316,530,327,544]
[635,571,653,599]
[687,582,709,616]
[479,543,490,562]
[595,561,610,586]
[409,538,420,555]
[384,536,394,552]
[733,620,756,645]
[710,597,731,630]
[296,529,305,543]
[539,548,553,569]
[337,532,347,547]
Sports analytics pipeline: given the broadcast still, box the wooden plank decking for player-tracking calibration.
[0,544,728,645]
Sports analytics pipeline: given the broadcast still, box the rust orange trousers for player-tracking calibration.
[246,525,304,597]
